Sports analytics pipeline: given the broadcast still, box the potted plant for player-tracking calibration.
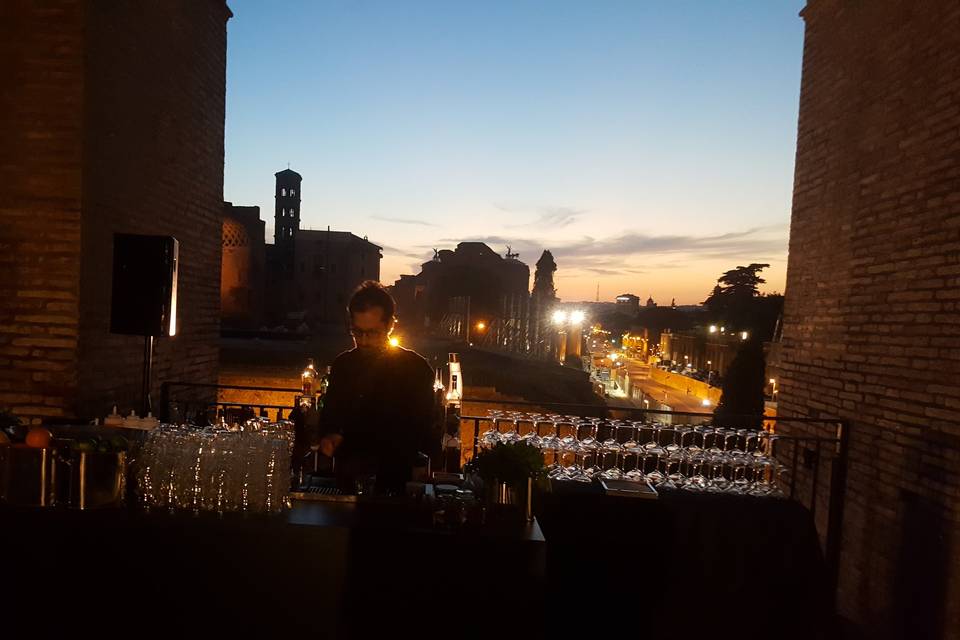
[465,443,545,521]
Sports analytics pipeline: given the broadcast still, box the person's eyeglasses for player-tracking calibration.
[350,327,387,339]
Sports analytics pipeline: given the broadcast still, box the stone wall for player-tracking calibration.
[0,0,231,423]
[780,1,960,637]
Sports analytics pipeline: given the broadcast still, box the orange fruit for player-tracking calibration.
[25,427,53,449]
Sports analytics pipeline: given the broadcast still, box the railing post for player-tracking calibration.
[825,419,850,611]
[159,382,170,422]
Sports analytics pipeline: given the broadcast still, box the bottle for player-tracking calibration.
[317,365,331,407]
[301,358,317,407]
[442,404,461,473]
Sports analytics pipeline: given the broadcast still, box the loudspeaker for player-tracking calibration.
[110,234,179,337]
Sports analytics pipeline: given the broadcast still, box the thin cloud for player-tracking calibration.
[554,224,789,260]
[499,204,585,229]
[436,224,788,263]
[379,244,432,262]
[370,215,438,227]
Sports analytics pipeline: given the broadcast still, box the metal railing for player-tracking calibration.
[159,381,303,423]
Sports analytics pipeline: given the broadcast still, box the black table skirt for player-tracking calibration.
[0,502,545,639]
[538,483,833,640]
[2,489,830,640]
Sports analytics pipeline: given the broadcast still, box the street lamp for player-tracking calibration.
[741,331,749,340]
[476,321,486,331]
[709,325,718,333]
[552,310,567,325]
[570,310,585,325]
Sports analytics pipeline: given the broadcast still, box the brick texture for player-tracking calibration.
[0,0,230,423]
[781,1,960,638]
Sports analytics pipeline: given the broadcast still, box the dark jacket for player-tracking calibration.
[320,346,436,483]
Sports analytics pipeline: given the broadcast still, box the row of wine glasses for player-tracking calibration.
[480,410,788,496]
[135,419,294,514]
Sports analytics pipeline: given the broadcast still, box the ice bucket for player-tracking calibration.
[68,450,127,510]
[0,445,58,507]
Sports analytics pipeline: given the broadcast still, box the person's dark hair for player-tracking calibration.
[348,280,395,321]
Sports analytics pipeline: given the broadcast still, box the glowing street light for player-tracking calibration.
[552,310,568,325]
[701,398,711,407]
[388,336,400,347]
[570,310,585,325]
[709,325,718,333]
[740,331,749,340]
[476,321,486,331]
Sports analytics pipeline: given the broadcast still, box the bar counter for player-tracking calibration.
[2,481,832,639]
[1,498,545,639]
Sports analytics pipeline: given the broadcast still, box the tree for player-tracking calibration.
[712,337,767,429]
[702,263,775,333]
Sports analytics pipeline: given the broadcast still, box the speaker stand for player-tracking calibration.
[142,335,154,416]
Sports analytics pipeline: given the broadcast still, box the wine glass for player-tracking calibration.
[599,421,623,480]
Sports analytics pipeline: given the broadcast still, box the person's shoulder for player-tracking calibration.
[392,347,433,375]
[331,348,361,369]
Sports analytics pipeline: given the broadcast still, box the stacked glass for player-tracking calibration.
[135,418,295,514]
[480,410,788,497]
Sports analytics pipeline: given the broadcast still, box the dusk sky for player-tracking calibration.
[224,0,805,304]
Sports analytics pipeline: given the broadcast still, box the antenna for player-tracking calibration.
[596,283,599,302]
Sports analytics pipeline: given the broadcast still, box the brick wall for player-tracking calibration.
[0,0,230,423]
[0,0,85,424]
[781,1,960,638]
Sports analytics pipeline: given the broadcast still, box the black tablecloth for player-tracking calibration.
[538,483,832,640]
[0,501,545,639]
[2,488,830,640]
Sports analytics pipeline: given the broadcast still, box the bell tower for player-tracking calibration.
[274,168,302,273]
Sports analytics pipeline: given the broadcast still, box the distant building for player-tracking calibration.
[285,230,381,324]
[391,242,529,334]
[221,202,266,329]
[223,169,382,330]
[615,293,640,315]
[645,295,657,308]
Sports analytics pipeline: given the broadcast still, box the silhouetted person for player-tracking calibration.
[319,281,435,492]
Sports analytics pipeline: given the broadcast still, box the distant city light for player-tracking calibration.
[720,326,726,333]
[709,325,718,333]
[741,331,749,340]
[570,310,586,325]
[552,310,568,325]
[609,353,619,361]
[389,336,400,347]
[476,321,486,330]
